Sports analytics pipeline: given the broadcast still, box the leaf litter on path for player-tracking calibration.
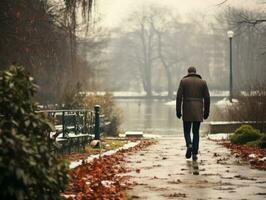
[62,140,157,199]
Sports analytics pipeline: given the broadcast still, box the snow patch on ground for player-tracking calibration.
[207,133,232,140]
[101,180,114,188]
[209,121,259,125]
[259,157,266,161]
[248,154,257,159]
[215,98,239,107]
[165,100,175,106]
[69,141,140,169]
[119,133,162,139]
[210,90,229,97]
[143,134,162,139]
[61,194,76,198]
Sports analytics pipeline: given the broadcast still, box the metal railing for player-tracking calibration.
[40,105,109,154]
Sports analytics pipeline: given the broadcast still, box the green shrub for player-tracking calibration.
[246,135,266,148]
[257,135,266,149]
[0,65,68,200]
[234,125,258,135]
[246,140,261,147]
[230,125,262,144]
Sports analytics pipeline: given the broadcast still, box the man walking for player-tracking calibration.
[176,66,210,161]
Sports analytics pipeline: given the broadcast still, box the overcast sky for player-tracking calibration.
[96,0,264,27]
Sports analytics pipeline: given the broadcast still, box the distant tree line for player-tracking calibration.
[105,6,226,97]
[103,5,266,97]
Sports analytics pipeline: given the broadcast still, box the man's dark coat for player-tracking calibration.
[176,73,210,122]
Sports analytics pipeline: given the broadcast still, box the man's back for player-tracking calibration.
[176,73,210,122]
[181,74,207,100]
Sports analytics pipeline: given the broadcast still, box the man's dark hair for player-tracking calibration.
[188,66,196,73]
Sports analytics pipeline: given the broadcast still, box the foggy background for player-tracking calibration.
[85,0,266,98]
[1,0,265,102]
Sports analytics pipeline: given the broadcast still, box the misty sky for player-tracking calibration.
[97,0,263,27]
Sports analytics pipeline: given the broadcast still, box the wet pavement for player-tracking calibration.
[124,135,266,200]
[115,99,266,199]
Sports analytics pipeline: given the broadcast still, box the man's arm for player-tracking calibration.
[203,81,210,119]
[176,80,183,119]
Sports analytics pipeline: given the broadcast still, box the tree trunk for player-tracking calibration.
[155,29,173,99]
[140,22,153,98]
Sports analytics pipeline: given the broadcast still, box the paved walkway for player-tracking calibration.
[125,135,266,200]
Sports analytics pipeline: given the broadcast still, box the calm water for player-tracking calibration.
[114,99,219,136]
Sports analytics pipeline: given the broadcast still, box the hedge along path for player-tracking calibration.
[62,140,157,200]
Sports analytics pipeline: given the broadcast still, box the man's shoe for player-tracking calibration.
[185,146,192,159]
[192,154,198,161]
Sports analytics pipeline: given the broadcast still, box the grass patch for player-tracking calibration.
[64,139,128,161]
[85,139,127,153]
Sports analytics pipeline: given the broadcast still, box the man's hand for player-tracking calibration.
[204,110,209,119]
[176,111,182,119]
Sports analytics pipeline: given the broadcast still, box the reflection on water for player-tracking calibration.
[115,99,218,135]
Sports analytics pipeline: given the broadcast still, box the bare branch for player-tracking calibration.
[216,0,228,6]
[237,19,266,26]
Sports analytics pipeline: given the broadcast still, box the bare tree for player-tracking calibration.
[212,7,266,92]
[123,7,183,98]
[149,10,175,98]
[125,10,158,97]
[107,6,216,95]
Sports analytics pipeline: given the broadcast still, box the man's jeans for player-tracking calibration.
[183,121,201,155]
